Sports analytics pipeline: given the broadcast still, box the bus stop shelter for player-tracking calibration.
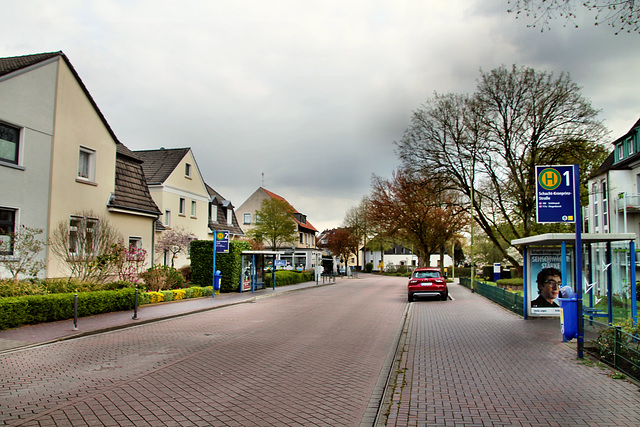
[511,232,637,325]
[240,251,279,293]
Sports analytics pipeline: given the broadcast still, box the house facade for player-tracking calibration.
[362,243,452,272]
[586,117,640,298]
[135,148,243,268]
[0,52,160,279]
[237,187,321,270]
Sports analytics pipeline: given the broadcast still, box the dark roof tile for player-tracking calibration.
[110,150,161,216]
[133,148,190,184]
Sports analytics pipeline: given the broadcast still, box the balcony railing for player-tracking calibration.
[616,193,640,213]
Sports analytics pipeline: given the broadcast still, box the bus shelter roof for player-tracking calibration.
[241,251,280,255]
[511,233,636,247]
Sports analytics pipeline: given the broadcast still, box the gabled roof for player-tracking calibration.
[0,51,124,146]
[261,187,317,232]
[109,143,161,216]
[0,52,61,76]
[594,116,640,175]
[612,117,640,146]
[133,148,190,184]
[205,183,244,236]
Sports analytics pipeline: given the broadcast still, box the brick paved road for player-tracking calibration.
[0,275,406,426]
[383,282,640,426]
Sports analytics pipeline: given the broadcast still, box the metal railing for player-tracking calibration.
[459,278,524,316]
[586,319,640,381]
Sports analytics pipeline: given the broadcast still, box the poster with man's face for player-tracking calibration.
[529,248,573,316]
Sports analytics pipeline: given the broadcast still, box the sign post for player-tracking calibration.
[212,230,229,298]
[535,165,583,358]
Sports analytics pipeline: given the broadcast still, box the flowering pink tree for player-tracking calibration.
[155,227,197,267]
[112,240,148,283]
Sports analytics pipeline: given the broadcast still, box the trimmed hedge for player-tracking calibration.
[0,285,213,330]
[265,270,314,287]
[190,240,250,292]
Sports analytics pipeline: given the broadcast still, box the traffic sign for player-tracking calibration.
[535,165,576,223]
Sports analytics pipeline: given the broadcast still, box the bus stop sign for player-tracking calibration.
[536,165,576,223]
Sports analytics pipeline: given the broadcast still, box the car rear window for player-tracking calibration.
[413,270,441,279]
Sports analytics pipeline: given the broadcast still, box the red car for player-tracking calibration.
[408,267,448,302]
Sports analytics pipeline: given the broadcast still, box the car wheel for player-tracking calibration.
[441,292,448,301]
[408,293,413,302]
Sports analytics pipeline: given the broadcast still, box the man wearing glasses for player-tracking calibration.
[531,267,562,308]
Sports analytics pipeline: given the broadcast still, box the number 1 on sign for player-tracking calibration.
[564,170,571,186]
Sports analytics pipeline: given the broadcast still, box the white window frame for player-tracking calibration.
[602,181,608,231]
[68,215,99,256]
[243,213,251,224]
[0,122,21,165]
[0,207,17,256]
[77,146,96,182]
[592,183,599,231]
[210,204,218,222]
[179,198,186,216]
[164,210,171,227]
[627,138,634,156]
[191,200,197,217]
[129,236,142,249]
[226,209,233,225]
[185,163,192,178]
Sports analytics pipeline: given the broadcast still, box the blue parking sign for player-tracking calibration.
[536,165,576,223]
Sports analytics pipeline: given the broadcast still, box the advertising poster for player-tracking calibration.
[529,248,573,316]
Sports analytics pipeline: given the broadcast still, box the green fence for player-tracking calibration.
[459,278,524,316]
[586,319,640,382]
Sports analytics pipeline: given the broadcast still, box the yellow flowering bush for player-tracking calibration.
[147,292,164,304]
[171,289,186,300]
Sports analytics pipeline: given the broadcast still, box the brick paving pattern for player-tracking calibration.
[0,276,406,426]
[384,282,640,426]
[2,275,640,426]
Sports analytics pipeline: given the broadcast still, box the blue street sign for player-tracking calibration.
[215,230,229,253]
[536,165,576,223]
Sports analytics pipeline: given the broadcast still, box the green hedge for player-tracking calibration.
[190,240,250,292]
[496,278,523,287]
[0,285,213,330]
[265,270,314,287]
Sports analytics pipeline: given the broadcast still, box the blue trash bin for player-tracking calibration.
[558,297,578,341]
[214,270,222,291]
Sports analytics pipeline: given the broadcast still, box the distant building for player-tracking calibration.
[237,187,320,270]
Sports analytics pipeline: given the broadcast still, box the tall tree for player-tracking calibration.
[367,170,468,267]
[246,198,297,251]
[343,196,372,269]
[507,0,640,34]
[325,228,360,273]
[396,65,607,271]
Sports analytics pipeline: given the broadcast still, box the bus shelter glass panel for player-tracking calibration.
[241,255,264,292]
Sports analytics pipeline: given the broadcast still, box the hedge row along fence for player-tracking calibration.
[0,285,213,331]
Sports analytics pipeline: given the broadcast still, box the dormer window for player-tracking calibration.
[210,203,218,222]
[617,143,624,161]
[627,138,634,156]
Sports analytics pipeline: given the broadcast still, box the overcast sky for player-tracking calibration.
[2,1,639,232]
